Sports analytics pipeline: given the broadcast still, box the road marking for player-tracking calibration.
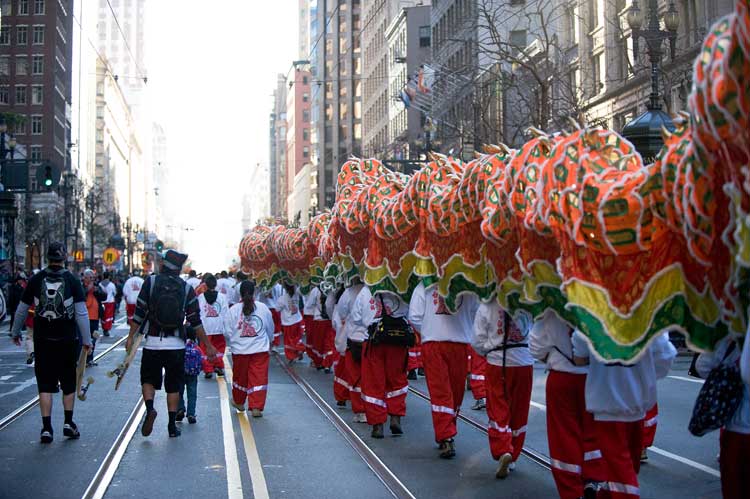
[224,360,271,499]
[528,399,720,477]
[648,446,721,477]
[0,375,12,381]
[215,365,244,499]
[668,375,704,384]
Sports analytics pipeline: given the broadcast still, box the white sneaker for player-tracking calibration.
[471,398,486,410]
[509,461,516,471]
[353,413,367,423]
[496,453,512,479]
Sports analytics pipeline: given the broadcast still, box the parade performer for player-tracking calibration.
[351,286,411,439]
[529,311,604,498]
[331,284,351,407]
[11,242,92,443]
[98,272,117,336]
[407,331,423,380]
[198,273,229,378]
[640,404,658,461]
[127,249,217,438]
[185,270,201,290]
[572,331,675,498]
[260,284,282,347]
[225,280,274,417]
[123,272,144,325]
[473,299,533,478]
[467,346,487,410]
[302,287,319,366]
[408,282,478,459]
[312,284,337,373]
[334,279,366,421]
[697,336,750,499]
[278,281,305,362]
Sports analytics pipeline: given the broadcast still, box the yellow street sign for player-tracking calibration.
[74,250,85,262]
[103,247,120,265]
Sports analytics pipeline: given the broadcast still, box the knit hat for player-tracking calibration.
[162,249,188,271]
[47,241,67,262]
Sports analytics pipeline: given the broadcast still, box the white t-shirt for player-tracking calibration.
[408,282,478,344]
[225,302,274,355]
[216,278,232,297]
[100,281,117,303]
[186,277,201,289]
[198,292,230,335]
[277,290,303,326]
[472,301,534,367]
[123,276,144,305]
[143,329,185,350]
[303,288,319,316]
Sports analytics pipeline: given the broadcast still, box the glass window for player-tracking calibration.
[303,128,310,141]
[510,30,527,50]
[32,25,44,45]
[303,146,310,158]
[0,56,9,76]
[32,55,43,75]
[34,0,44,15]
[13,117,26,135]
[419,26,431,47]
[17,25,28,45]
[0,85,9,105]
[592,53,601,95]
[15,85,27,105]
[31,115,42,135]
[303,109,310,123]
[303,92,309,102]
[31,85,42,104]
[16,56,28,75]
[30,145,42,162]
[0,25,10,45]
[18,0,29,15]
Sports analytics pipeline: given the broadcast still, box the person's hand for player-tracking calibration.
[83,344,92,353]
[206,343,218,361]
[125,335,133,353]
[12,335,22,347]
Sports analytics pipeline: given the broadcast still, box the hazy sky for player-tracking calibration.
[145,1,297,271]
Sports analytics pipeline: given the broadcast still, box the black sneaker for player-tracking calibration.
[407,369,417,380]
[583,481,600,499]
[168,424,181,438]
[63,422,80,439]
[371,424,384,439]
[204,372,213,379]
[215,368,225,377]
[175,410,185,422]
[439,439,456,459]
[103,331,110,337]
[40,429,53,444]
[417,368,425,377]
[187,416,197,424]
[26,352,35,365]
[86,361,98,368]
[336,400,347,408]
[141,409,157,437]
[324,368,331,374]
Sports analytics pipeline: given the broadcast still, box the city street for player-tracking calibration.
[0,324,723,499]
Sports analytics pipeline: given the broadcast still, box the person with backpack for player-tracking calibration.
[572,331,675,499]
[178,325,202,425]
[197,273,229,378]
[99,272,117,336]
[696,336,749,499]
[350,286,412,439]
[529,311,604,498]
[408,282,479,459]
[278,281,305,362]
[126,249,217,438]
[10,242,92,443]
[472,299,534,479]
[225,280,274,417]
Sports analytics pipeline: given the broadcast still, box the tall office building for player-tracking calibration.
[269,74,287,220]
[312,0,362,209]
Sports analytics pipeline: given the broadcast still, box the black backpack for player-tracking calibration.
[368,294,415,347]
[688,342,744,436]
[148,275,190,335]
[37,270,74,321]
[319,289,330,320]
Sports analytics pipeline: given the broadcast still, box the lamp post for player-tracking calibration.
[622,0,680,161]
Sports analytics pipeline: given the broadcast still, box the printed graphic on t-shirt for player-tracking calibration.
[496,313,527,343]
[432,290,454,315]
[205,303,220,318]
[369,294,398,318]
[238,315,262,337]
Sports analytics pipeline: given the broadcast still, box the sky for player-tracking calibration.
[145,1,298,271]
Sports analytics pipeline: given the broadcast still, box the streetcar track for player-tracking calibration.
[273,352,417,499]
[0,319,129,431]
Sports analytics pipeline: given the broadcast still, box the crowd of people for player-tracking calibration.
[7,242,750,499]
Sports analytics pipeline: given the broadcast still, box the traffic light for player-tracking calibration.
[155,240,164,252]
[43,166,53,188]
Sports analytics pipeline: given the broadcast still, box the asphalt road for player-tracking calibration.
[0,327,724,499]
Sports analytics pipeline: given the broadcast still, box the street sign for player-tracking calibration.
[74,249,85,262]
[102,247,120,266]
[147,232,157,243]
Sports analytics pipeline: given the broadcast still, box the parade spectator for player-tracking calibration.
[123,272,144,325]
[82,269,105,366]
[177,325,201,425]
[10,242,92,443]
[126,249,217,438]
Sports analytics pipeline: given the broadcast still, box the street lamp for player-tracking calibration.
[622,0,680,161]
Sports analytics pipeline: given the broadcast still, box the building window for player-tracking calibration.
[30,115,42,135]
[0,25,10,45]
[302,75,309,84]
[303,146,310,158]
[13,117,26,135]
[32,55,43,75]
[18,0,29,15]
[15,85,27,105]
[31,85,42,104]
[17,25,28,45]
[16,56,28,75]
[0,85,9,105]
[592,53,601,95]
[303,92,309,102]
[32,25,44,45]
[303,109,310,123]
[30,145,42,163]
[34,0,44,15]
[96,129,104,143]
[587,0,598,30]
[0,56,9,76]
[510,30,527,51]
[419,26,431,47]
[303,128,310,141]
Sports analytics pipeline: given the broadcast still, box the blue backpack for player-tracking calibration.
[184,340,203,376]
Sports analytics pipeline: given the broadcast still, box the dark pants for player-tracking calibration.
[179,374,198,416]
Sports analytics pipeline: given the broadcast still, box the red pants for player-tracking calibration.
[314,320,337,368]
[407,332,422,371]
[468,346,487,400]
[640,403,658,449]
[361,342,408,425]
[201,335,226,372]
[231,352,270,410]
[720,429,750,499]
[282,322,304,361]
[333,354,350,402]
[303,315,316,362]
[102,302,115,331]
[546,370,605,499]
[345,349,365,414]
[486,364,532,461]
[595,419,643,498]
[271,309,282,346]
[422,341,469,442]
[126,303,136,323]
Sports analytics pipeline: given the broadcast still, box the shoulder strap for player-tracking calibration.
[722,341,737,363]
[378,293,391,318]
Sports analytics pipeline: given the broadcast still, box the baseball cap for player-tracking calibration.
[47,241,67,262]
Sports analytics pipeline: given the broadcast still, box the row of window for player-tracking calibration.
[0,55,45,76]
[0,24,45,45]
[0,84,44,105]
[0,0,45,16]
[0,112,44,135]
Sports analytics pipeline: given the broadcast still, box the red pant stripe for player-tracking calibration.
[333,355,350,402]
[485,364,533,461]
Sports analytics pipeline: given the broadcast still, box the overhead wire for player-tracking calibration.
[104,0,147,82]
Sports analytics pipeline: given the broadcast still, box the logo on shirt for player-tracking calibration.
[496,313,527,343]
[205,303,220,318]
[369,294,398,318]
[432,290,454,315]
[238,315,262,337]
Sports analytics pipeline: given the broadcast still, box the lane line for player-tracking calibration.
[526,399,720,477]
[215,365,245,499]
[0,375,12,381]
[224,359,270,499]
[667,375,704,384]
